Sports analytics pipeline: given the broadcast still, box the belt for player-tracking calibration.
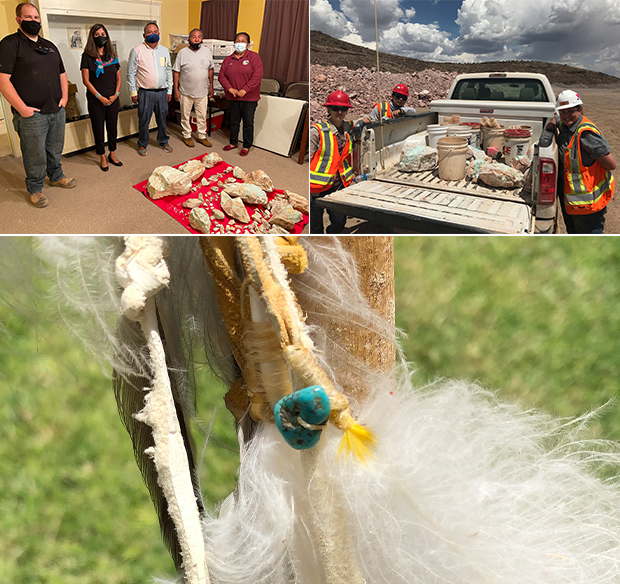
[139,88,167,92]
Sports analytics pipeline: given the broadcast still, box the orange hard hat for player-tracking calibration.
[323,90,352,108]
[393,84,409,96]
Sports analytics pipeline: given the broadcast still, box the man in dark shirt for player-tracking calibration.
[0,3,76,208]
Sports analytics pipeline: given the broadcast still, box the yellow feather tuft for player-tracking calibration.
[337,423,377,463]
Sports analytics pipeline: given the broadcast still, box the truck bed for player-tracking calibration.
[318,168,534,234]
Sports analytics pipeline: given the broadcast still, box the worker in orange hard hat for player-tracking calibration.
[310,89,355,234]
[543,89,616,233]
[366,84,416,123]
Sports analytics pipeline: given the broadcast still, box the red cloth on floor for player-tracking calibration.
[132,154,309,234]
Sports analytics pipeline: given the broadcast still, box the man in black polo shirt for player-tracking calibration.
[0,2,76,208]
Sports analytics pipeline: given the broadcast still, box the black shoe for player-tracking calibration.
[108,154,123,167]
[100,161,109,172]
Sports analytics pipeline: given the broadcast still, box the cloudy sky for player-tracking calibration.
[310,0,620,78]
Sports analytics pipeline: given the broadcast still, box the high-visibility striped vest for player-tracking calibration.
[310,122,354,194]
[373,101,393,119]
[563,115,614,215]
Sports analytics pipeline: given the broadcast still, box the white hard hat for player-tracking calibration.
[556,90,583,110]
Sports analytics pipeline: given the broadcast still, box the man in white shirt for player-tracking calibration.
[173,28,214,148]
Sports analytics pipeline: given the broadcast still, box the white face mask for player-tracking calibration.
[234,42,247,53]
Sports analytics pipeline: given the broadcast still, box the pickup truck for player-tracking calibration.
[316,72,559,234]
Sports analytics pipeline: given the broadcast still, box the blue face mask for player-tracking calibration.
[234,42,247,53]
[145,33,159,44]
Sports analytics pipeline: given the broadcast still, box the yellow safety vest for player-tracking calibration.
[310,122,354,194]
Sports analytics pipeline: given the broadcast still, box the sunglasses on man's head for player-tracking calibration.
[393,93,407,100]
[329,106,349,113]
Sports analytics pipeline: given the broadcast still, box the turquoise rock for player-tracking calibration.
[274,386,331,450]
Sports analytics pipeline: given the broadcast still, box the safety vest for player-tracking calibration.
[563,115,614,215]
[373,101,393,119]
[310,122,354,194]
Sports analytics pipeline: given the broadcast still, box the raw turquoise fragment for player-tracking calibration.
[274,386,331,450]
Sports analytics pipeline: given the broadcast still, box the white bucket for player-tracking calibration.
[427,124,448,149]
[503,129,531,165]
[461,123,481,148]
[481,125,505,152]
[447,125,473,145]
[437,136,468,181]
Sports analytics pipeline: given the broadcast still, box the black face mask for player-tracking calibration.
[94,36,108,48]
[20,20,41,36]
[189,42,201,50]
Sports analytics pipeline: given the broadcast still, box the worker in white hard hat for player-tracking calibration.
[545,89,616,233]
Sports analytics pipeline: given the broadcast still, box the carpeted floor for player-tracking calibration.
[0,121,309,234]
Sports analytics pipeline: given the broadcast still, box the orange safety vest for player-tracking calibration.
[310,121,354,194]
[563,115,614,215]
[373,101,393,119]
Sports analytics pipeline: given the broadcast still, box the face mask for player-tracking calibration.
[234,42,247,52]
[20,20,41,36]
[94,36,108,48]
[189,41,201,50]
[145,33,159,44]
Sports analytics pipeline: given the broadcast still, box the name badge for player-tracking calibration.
[243,60,249,65]
[160,57,167,67]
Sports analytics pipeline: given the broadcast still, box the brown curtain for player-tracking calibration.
[259,0,309,84]
[200,0,239,41]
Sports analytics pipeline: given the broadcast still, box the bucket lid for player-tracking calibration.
[504,129,530,138]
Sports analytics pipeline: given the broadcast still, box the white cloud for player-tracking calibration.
[310,0,620,78]
[454,0,620,76]
[310,0,353,37]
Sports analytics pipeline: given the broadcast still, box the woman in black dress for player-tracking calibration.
[81,24,122,171]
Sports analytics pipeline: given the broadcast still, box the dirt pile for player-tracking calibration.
[311,31,620,88]
[310,64,457,124]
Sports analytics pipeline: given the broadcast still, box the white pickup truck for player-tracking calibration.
[317,72,559,234]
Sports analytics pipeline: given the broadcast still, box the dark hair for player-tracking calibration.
[144,22,159,34]
[189,28,202,37]
[16,2,39,18]
[235,31,250,43]
[84,23,117,60]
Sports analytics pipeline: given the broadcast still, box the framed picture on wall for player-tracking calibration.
[67,28,83,50]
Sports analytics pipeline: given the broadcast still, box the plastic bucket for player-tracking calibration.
[437,136,468,181]
[461,122,482,148]
[503,129,531,165]
[447,125,473,145]
[427,124,448,149]
[481,125,505,152]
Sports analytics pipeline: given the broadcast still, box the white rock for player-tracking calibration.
[245,169,274,193]
[182,198,203,209]
[188,208,212,233]
[179,159,206,182]
[220,192,251,223]
[224,183,268,206]
[147,166,191,199]
[397,145,438,172]
[232,166,247,180]
[202,152,224,168]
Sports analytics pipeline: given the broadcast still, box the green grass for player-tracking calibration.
[394,237,620,440]
[2,236,620,582]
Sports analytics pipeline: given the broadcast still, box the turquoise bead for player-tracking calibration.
[274,386,331,450]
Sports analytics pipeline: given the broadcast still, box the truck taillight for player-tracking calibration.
[539,158,556,204]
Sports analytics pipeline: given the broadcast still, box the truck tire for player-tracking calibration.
[534,217,557,234]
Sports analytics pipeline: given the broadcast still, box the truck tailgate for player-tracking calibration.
[318,172,534,234]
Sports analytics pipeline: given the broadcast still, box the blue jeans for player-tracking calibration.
[13,108,65,194]
[137,89,169,148]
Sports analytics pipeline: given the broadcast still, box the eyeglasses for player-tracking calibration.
[393,93,407,100]
[329,107,349,113]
